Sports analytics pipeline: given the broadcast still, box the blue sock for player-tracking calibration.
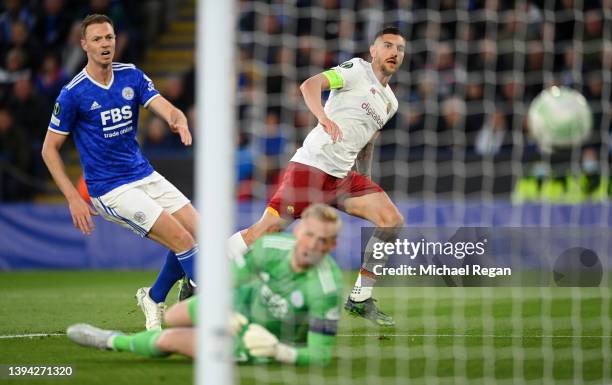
[176,245,198,283]
[149,250,185,303]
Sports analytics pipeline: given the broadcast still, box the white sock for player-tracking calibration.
[228,231,248,263]
[107,334,117,350]
[349,273,374,302]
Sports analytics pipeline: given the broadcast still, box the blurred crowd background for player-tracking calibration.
[0,0,610,203]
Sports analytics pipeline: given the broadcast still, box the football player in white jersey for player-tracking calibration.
[228,27,406,326]
[41,14,197,331]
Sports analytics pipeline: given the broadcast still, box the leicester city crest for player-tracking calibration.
[133,211,147,224]
[122,87,134,100]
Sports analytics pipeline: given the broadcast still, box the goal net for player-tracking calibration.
[228,1,611,384]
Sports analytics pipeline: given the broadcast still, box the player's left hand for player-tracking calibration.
[169,109,192,146]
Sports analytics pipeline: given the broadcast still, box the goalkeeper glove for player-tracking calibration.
[243,323,297,364]
[230,312,248,336]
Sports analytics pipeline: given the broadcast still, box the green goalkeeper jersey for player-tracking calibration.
[233,233,343,365]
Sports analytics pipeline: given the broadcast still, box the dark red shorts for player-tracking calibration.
[267,161,384,219]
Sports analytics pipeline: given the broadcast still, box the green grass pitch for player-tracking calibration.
[0,271,610,385]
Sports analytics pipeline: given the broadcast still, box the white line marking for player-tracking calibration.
[0,333,64,339]
[336,333,612,339]
[1,332,610,340]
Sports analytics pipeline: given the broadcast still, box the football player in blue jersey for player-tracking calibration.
[41,14,196,331]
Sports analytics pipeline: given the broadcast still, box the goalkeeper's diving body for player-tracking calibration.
[228,27,406,326]
[67,203,343,366]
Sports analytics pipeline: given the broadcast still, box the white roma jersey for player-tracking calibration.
[291,57,399,178]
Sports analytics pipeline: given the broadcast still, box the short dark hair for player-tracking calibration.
[374,26,405,42]
[81,14,114,38]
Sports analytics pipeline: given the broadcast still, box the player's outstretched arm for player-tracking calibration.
[41,131,97,235]
[147,96,192,146]
[300,73,343,143]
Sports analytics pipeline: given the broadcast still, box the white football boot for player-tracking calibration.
[135,287,165,330]
[66,323,122,350]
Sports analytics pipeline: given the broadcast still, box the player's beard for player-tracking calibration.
[381,58,398,76]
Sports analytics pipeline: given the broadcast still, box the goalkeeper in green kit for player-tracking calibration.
[67,203,343,366]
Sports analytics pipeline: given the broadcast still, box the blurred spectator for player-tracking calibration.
[583,9,603,69]
[465,75,484,103]
[559,47,578,87]
[34,52,69,103]
[0,0,36,46]
[336,18,358,64]
[554,0,576,44]
[416,70,439,102]
[142,116,183,153]
[437,96,466,150]
[256,110,286,184]
[33,0,73,52]
[498,75,524,103]
[464,74,485,138]
[236,131,255,201]
[266,46,293,103]
[62,21,87,76]
[7,78,50,145]
[258,110,286,157]
[514,1,543,40]
[162,75,189,112]
[1,20,42,72]
[578,147,608,200]
[524,41,544,100]
[425,41,462,99]
[497,9,525,72]
[357,0,384,43]
[236,132,254,182]
[584,71,603,101]
[0,107,31,201]
[468,38,503,73]
[475,110,508,156]
[239,0,256,31]
[0,48,30,102]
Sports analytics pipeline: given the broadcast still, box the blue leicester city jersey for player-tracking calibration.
[48,62,160,197]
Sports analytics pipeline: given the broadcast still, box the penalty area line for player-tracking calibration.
[0,333,65,339]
